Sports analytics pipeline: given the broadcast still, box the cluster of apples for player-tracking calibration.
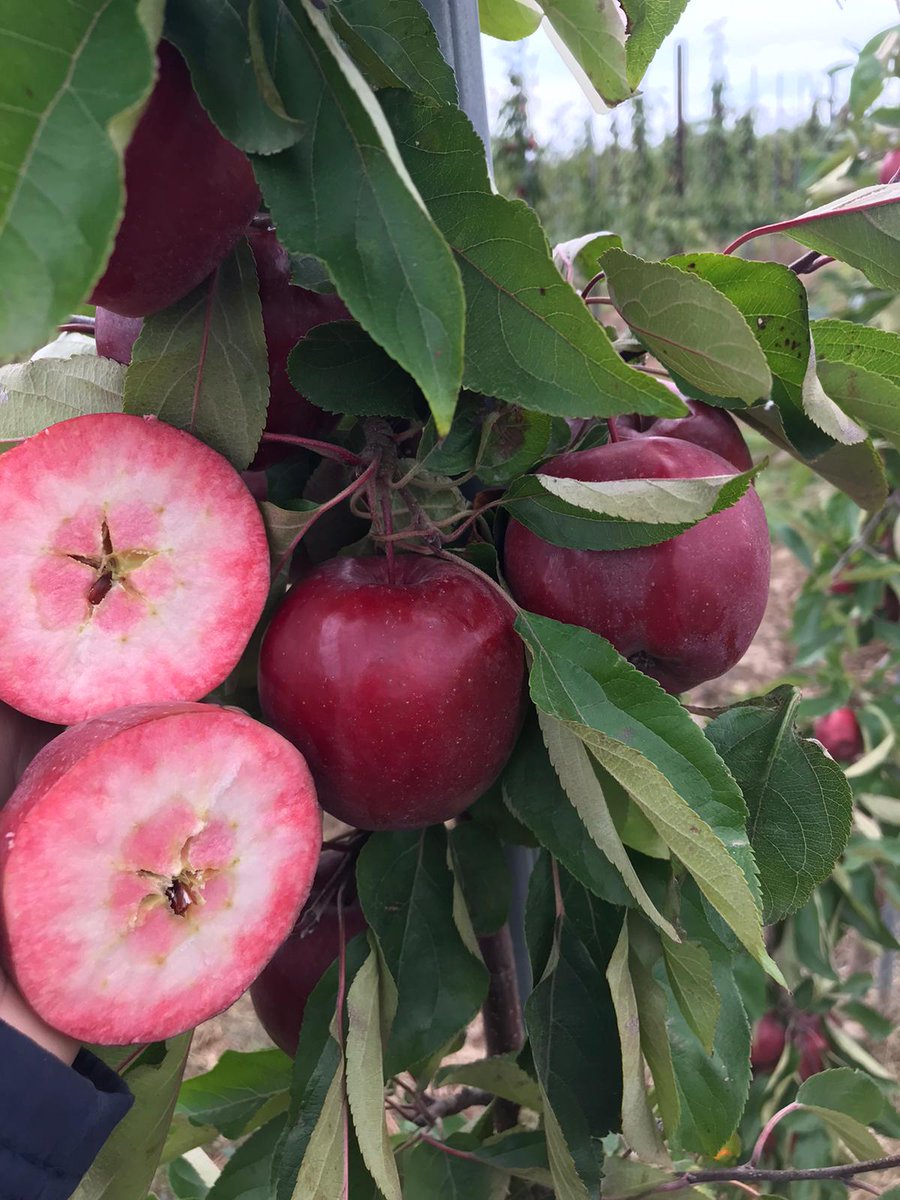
[0,40,774,1051]
[751,1009,828,1081]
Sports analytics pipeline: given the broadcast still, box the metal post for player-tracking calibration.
[421,0,535,1003]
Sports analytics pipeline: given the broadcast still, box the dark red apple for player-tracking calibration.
[250,850,366,1056]
[503,438,771,693]
[246,224,349,468]
[828,576,855,596]
[878,586,900,623]
[617,398,753,472]
[94,308,143,364]
[751,1011,786,1073]
[880,148,900,184]
[258,555,525,830]
[813,708,863,763]
[795,1016,828,1080]
[90,41,259,317]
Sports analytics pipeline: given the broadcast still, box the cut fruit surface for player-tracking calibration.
[0,413,270,723]
[0,703,321,1044]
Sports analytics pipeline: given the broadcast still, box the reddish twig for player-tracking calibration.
[273,457,378,580]
[750,1101,801,1166]
[619,1153,900,1200]
[581,270,606,300]
[260,432,363,468]
[585,296,616,306]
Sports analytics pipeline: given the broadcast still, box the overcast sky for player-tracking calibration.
[481,0,900,146]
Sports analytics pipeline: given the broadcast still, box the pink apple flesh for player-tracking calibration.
[0,413,270,724]
[0,703,321,1044]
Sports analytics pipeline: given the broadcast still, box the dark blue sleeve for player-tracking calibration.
[0,1021,133,1199]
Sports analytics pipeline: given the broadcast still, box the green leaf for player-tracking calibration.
[814,318,900,451]
[606,919,670,1164]
[541,0,631,106]
[345,947,402,1200]
[577,720,771,972]
[784,183,900,291]
[516,612,777,976]
[207,1116,285,1200]
[331,0,457,104]
[448,823,511,937]
[72,1035,191,1200]
[501,463,759,551]
[250,0,464,433]
[661,936,719,1055]
[553,232,622,282]
[258,499,318,570]
[849,27,900,119]
[435,1057,543,1111]
[737,402,888,511]
[478,0,543,40]
[813,318,900,383]
[539,713,677,938]
[123,239,269,469]
[653,894,752,1157]
[706,687,853,923]
[0,3,154,361]
[400,1135,506,1199]
[468,1129,552,1185]
[666,253,833,459]
[0,353,124,442]
[526,926,620,1197]
[176,1049,291,1139]
[602,249,772,403]
[288,1068,347,1200]
[380,90,685,421]
[622,0,691,89]
[502,714,636,909]
[798,1069,885,1159]
[168,1156,212,1200]
[274,937,368,1198]
[356,828,488,1074]
[287,321,423,418]
[626,923,680,1139]
[601,1157,706,1200]
[165,0,301,153]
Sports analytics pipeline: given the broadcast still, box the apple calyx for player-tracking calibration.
[66,517,158,611]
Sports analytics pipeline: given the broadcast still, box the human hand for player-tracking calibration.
[0,964,79,1064]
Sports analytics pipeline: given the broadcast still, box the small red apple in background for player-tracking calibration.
[617,397,753,472]
[878,586,900,623]
[828,576,855,596]
[0,703,60,809]
[90,41,259,318]
[880,148,900,184]
[258,555,526,830]
[751,1011,787,1073]
[0,703,320,1044]
[503,438,771,693]
[794,1015,829,1080]
[0,413,270,724]
[814,708,864,763]
[251,850,366,1056]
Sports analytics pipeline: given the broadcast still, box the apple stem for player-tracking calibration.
[749,1101,801,1167]
[58,319,96,335]
[607,417,620,442]
[380,490,397,584]
[581,270,606,300]
[259,432,364,468]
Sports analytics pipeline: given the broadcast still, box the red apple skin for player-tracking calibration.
[90,42,259,318]
[880,148,900,184]
[247,225,349,468]
[751,1011,787,1073]
[258,555,526,830]
[617,398,753,472]
[503,438,771,693]
[829,577,855,596]
[879,586,900,623]
[251,852,366,1057]
[814,708,864,763]
[94,308,144,365]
